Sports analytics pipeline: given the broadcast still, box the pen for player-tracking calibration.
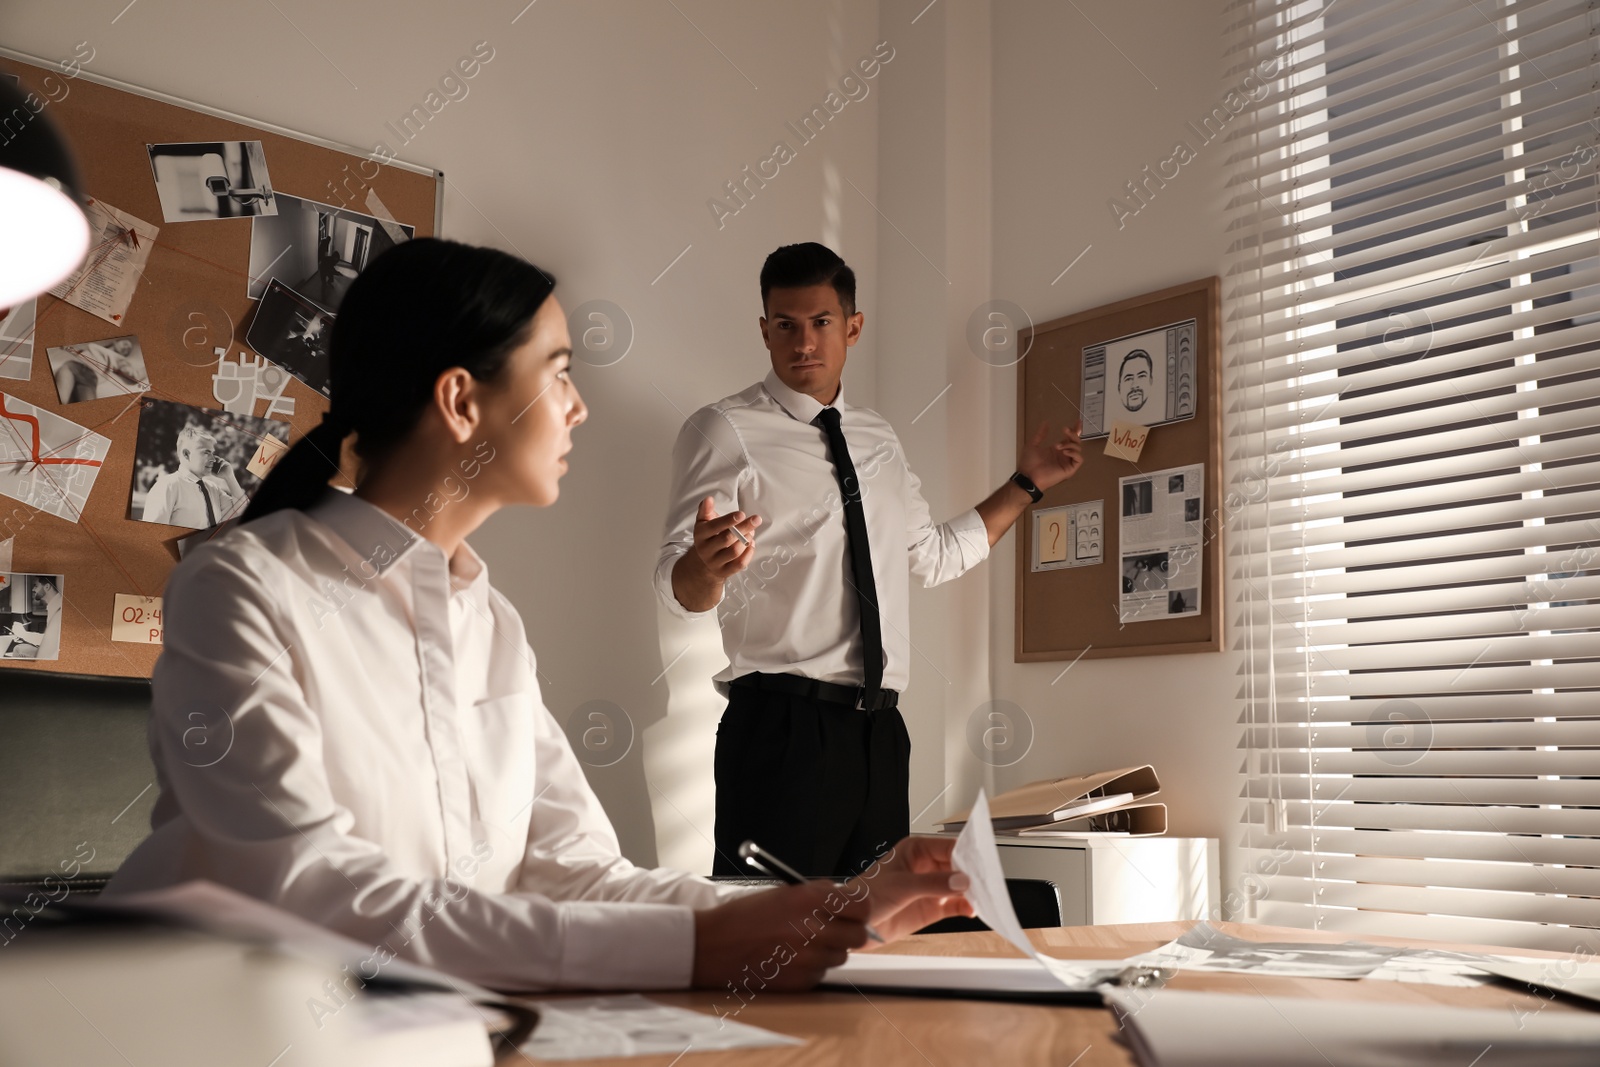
[738,839,885,943]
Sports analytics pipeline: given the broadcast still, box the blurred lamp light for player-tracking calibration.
[0,76,90,309]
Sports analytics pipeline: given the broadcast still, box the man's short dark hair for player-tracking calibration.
[1119,349,1153,381]
[760,242,856,317]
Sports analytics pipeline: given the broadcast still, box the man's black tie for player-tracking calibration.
[813,406,883,707]
[197,478,217,527]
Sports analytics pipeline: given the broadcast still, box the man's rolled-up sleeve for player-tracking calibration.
[901,447,991,588]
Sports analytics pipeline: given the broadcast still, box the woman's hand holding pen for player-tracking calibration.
[691,837,973,989]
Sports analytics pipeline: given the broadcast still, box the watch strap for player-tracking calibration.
[1010,471,1044,503]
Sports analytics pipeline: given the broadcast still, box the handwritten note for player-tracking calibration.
[1104,420,1150,462]
[48,198,160,325]
[112,594,163,644]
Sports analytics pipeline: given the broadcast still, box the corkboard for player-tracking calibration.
[1015,276,1222,661]
[0,49,440,678]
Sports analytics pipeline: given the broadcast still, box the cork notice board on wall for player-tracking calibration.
[1016,276,1222,661]
[0,48,440,678]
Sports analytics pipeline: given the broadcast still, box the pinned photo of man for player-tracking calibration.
[1110,347,1166,427]
[0,573,63,660]
[130,399,291,530]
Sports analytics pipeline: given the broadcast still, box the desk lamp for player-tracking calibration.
[0,77,90,309]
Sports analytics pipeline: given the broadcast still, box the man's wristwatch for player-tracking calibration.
[1010,471,1044,503]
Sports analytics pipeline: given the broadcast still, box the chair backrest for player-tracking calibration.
[915,878,1064,934]
[0,667,156,897]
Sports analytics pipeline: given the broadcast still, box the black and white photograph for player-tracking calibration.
[1121,552,1169,594]
[0,299,37,382]
[1184,497,1200,522]
[0,572,64,661]
[245,278,334,397]
[147,141,277,222]
[1122,478,1154,517]
[46,334,150,403]
[129,397,291,530]
[247,192,413,306]
[1168,589,1196,615]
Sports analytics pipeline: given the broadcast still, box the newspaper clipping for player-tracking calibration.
[1119,464,1203,624]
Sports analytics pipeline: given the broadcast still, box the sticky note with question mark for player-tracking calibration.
[1039,515,1068,563]
[1031,500,1104,572]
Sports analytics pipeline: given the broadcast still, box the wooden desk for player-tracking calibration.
[506,920,1592,1066]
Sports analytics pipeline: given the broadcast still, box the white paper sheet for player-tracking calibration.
[951,790,1114,989]
[47,198,159,326]
[1106,987,1600,1067]
[0,391,112,522]
[520,995,801,1061]
[1126,922,1403,979]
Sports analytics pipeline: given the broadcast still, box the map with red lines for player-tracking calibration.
[0,391,112,522]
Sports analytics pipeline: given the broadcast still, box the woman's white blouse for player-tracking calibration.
[106,489,741,991]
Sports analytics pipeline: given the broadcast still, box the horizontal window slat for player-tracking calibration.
[1260,543,1600,601]
[1246,825,1600,868]
[1243,775,1600,807]
[1264,851,1600,904]
[1239,132,1600,252]
[1258,878,1600,931]
[1251,899,1591,953]
[1253,799,1600,837]
[1253,427,1600,509]
[1276,602,1600,650]
[1244,717,1600,750]
[1285,747,1600,774]
[1238,692,1600,722]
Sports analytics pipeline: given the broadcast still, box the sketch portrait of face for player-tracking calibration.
[1118,350,1153,412]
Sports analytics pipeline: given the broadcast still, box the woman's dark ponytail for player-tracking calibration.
[238,416,349,522]
[240,238,555,525]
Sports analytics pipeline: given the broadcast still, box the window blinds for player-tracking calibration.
[1230,0,1600,951]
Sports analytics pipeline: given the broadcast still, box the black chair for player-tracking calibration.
[0,667,156,897]
[916,878,1063,934]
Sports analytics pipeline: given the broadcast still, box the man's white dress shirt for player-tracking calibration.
[142,466,241,529]
[654,371,990,694]
[107,489,742,991]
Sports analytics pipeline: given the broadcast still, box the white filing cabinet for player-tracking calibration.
[993,836,1219,926]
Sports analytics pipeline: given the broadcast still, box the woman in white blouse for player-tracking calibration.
[105,238,971,992]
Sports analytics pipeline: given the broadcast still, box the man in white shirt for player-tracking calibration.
[142,425,244,528]
[656,243,1083,877]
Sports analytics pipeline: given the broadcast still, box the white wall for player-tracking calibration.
[9,1,1245,893]
[985,0,1243,870]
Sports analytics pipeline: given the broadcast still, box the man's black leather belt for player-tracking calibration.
[731,672,900,711]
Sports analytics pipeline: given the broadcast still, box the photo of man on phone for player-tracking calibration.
[131,398,290,530]
[140,425,244,529]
